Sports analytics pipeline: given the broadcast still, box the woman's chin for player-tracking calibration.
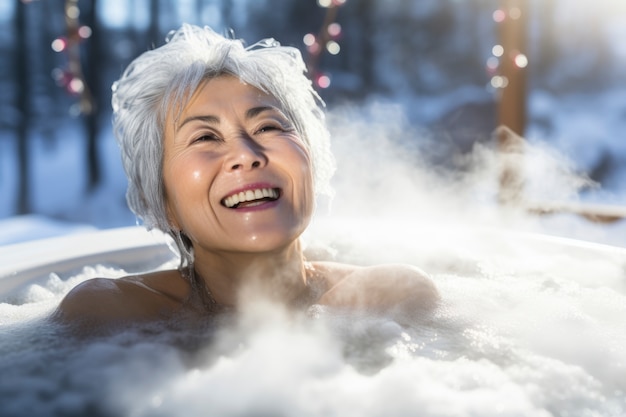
[199,227,305,255]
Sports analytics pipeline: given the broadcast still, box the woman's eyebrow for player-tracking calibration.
[176,106,283,132]
[246,105,282,120]
[177,114,219,132]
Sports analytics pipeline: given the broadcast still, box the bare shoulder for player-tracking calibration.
[314,261,439,315]
[52,269,189,328]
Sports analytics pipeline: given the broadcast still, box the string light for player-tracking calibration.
[78,25,92,39]
[303,33,316,46]
[486,57,499,73]
[493,9,506,23]
[326,40,340,55]
[514,53,528,68]
[304,0,347,90]
[50,0,95,114]
[66,4,80,19]
[68,78,84,94]
[509,7,522,20]
[489,5,528,91]
[327,22,342,38]
[491,75,509,89]
[307,42,321,55]
[51,38,67,53]
[316,74,331,89]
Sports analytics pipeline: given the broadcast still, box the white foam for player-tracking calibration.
[1,221,625,416]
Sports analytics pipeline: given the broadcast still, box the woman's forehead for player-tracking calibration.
[194,76,279,108]
[174,76,284,122]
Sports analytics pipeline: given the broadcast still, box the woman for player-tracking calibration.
[54,24,438,330]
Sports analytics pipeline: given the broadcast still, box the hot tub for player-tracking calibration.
[1,221,625,417]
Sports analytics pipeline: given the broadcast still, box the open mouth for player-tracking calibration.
[221,187,281,209]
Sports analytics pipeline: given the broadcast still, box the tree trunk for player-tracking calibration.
[353,0,375,94]
[149,0,160,46]
[84,0,101,191]
[15,0,30,214]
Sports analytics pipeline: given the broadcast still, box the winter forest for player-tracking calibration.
[1,0,626,245]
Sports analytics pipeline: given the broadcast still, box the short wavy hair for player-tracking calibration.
[112,24,335,239]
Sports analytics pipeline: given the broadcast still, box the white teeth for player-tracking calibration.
[223,188,279,208]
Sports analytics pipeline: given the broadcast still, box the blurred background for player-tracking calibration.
[1,0,625,244]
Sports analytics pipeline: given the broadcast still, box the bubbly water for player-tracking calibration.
[1,219,625,417]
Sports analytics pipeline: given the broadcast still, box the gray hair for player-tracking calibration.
[111,24,335,266]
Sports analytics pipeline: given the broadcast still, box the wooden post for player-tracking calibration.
[497,0,528,137]
[496,0,528,205]
[493,2,626,222]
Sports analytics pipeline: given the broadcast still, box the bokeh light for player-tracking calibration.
[514,53,528,68]
[303,33,316,47]
[78,25,92,39]
[327,22,342,38]
[492,44,504,57]
[68,78,84,94]
[307,42,321,55]
[509,7,522,20]
[67,78,85,94]
[326,40,340,55]
[51,38,66,52]
[493,9,506,23]
[490,75,509,89]
[316,74,331,89]
[66,5,80,19]
[486,57,499,72]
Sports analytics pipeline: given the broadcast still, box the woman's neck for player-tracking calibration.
[191,240,308,308]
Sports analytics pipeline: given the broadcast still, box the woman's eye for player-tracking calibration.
[192,134,219,143]
[256,125,280,134]
[257,121,296,134]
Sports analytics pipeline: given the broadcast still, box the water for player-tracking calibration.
[1,220,625,417]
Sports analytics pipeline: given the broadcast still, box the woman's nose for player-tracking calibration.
[225,135,267,171]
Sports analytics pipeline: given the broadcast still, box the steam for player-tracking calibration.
[326,102,584,216]
[1,102,626,416]
[313,101,624,247]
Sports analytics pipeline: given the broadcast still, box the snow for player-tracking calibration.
[0,215,95,246]
[0,120,137,244]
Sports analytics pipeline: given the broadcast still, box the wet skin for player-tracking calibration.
[53,76,439,332]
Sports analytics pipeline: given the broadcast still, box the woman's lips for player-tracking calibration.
[221,187,281,209]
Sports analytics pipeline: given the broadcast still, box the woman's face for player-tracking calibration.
[162,75,314,255]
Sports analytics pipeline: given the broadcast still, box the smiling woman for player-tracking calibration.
[52,24,439,333]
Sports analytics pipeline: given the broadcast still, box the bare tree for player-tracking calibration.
[15,0,31,214]
[83,0,102,191]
